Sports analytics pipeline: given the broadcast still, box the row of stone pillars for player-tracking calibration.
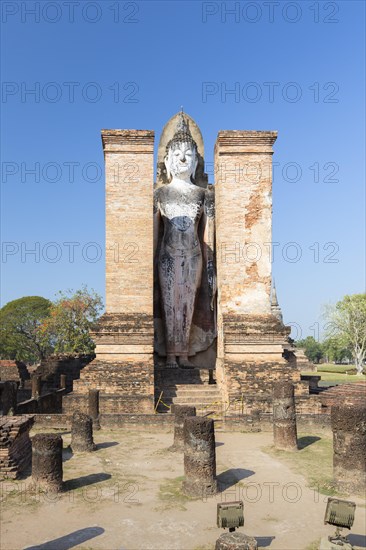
[173,390,366,496]
[31,390,101,492]
[172,390,365,548]
[272,381,366,494]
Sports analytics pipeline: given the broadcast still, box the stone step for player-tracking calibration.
[172,398,222,407]
[167,384,219,391]
[164,388,221,398]
[168,393,222,402]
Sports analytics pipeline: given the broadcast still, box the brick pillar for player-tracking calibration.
[71,412,95,452]
[32,434,63,492]
[31,374,41,398]
[183,417,217,497]
[102,129,154,320]
[71,130,155,415]
[215,131,277,320]
[214,131,292,408]
[88,389,100,429]
[215,532,258,550]
[171,405,196,451]
[272,382,298,451]
[331,403,366,494]
[60,374,66,389]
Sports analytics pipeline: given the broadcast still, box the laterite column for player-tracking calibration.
[88,389,100,429]
[71,412,96,452]
[31,374,41,398]
[331,403,366,494]
[272,381,298,451]
[32,434,63,492]
[183,417,217,497]
[172,405,196,451]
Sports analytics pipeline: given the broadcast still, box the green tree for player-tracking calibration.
[40,286,103,355]
[322,336,353,364]
[296,336,324,364]
[325,293,366,374]
[0,296,52,362]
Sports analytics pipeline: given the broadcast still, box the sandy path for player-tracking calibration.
[1,430,365,550]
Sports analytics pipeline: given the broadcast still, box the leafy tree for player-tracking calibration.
[0,296,52,362]
[40,286,103,355]
[322,336,353,364]
[296,336,324,364]
[324,293,366,374]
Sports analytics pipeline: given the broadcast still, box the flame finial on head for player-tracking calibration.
[166,110,197,154]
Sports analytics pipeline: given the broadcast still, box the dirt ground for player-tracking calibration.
[0,428,365,550]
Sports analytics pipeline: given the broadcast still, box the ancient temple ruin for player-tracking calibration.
[70,111,304,415]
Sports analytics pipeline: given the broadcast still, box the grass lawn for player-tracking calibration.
[302,363,366,385]
[263,433,338,497]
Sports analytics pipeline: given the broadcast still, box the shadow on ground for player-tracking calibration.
[23,526,104,550]
[297,436,321,449]
[349,533,366,547]
[255,536,275,547]
[217,468,255,490]
[62,448,73,462]
[95,441,119,450]
[64,473,111,491]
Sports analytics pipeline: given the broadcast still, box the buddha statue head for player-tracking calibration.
[164,112,198,183]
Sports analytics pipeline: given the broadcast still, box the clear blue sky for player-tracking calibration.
[1,0,365,340]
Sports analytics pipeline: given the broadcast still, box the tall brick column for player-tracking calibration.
[71,130,155,414]
[214,131,296,407]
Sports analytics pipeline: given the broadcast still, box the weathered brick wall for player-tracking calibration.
[32,413,72,429]
[35,354,94,392]
[0,361,29,384]
[222,361,305,409]
[16,390,64,414]
[32,408,330,433]
[63,392,153,415]
[71,359,153,398]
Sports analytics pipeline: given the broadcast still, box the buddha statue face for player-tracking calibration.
[165,141,198,182]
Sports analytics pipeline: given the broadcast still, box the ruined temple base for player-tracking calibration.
[0,415,34,479]
[66,313,155,414]
[63,359,154,414]
[215,315,308,416]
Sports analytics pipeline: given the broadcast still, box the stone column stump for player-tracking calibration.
[331,403,366,494]
[71,411,96,452]
[60,374,66,390]
[272,381,298,451]
[2,381,18,415]
[182,417,217,497]
[32,433,63,492]
[31,374,42,398]
[171,405,196,451]
[215,532,258,550]
[88,389,100,430]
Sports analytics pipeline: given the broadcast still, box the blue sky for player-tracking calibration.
[1,0,365,340]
